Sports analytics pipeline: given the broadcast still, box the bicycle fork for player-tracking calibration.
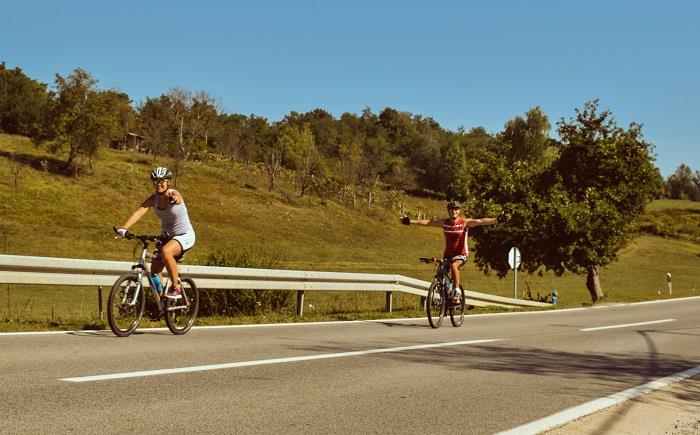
[122,268,145,307]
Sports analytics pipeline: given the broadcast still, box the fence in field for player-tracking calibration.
[0,254,551,317]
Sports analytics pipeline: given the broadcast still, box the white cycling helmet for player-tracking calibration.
[150,166,172,181]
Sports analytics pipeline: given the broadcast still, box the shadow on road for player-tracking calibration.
[291,324,699,414]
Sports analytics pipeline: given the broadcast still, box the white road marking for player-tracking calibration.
[497,365,700,435]
[580,318,675,331]
[60,338,503,383]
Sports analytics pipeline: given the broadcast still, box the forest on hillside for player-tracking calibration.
[2,62,699,202]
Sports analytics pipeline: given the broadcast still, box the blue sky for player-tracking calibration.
[1,0,698,177]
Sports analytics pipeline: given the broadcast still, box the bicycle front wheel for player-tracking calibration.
[107,273,146,337]
[449,285,465,327]
[426,279,445,328]
[164,277,199,335]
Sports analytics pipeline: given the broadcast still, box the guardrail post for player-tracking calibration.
[98,286,103,320]
[385,291,392,313]
[296,290,305,317]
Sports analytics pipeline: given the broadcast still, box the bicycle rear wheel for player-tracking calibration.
[107,273,145,337]
[426,279,445,328]
[164,277,199,335]
[450,285,465,327]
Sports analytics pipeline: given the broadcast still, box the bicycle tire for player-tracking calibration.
[164,277,199,335]
[107,273,146,337]
[449,285,465,327]
[426,279,445,328]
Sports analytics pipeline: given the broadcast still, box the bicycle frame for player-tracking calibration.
[435,258,454,297]
[125,242,165,311]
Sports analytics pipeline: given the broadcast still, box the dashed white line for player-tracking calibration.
[60,338,503,383]
[580,319,675,331]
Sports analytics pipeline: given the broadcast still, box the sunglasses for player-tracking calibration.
[153,179,170,185]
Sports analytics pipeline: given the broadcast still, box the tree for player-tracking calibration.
[52,68,134,170]
[666,164,700,201]
[167,87,192,159]
[470,101,659,303]
[0,62,52,138]
[244,115,272,166]
[189,90,221,151]
[279,124,327,196]
[441,141,469,200]
[137,95,177,159]
[497,106,554,167]
[286,108,339,158]
[211,113,248,161]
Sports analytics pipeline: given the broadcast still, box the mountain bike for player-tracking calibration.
[420,257,465,328]
[109,228,199,337]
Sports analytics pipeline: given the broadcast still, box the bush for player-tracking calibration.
[199,246,292,316]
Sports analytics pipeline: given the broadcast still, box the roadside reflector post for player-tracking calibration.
[667,273,672,295]
[385,291,393,313]
[296,290,305,317]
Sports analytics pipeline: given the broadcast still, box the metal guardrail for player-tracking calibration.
[0,254,552,316]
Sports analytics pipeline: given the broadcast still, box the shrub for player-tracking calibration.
[199,246,291,316]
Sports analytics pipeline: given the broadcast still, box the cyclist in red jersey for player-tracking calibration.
[402,200,510,302]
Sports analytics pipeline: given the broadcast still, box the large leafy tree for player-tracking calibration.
[0,62,52,138]
[470,101,659,303]
[552,101,659,300]
[52,68,133,169]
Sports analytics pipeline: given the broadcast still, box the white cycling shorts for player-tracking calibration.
[450,255,468,265]
[172,231,196,252]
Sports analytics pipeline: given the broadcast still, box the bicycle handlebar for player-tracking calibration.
[419,257,440,264]
[113,227,161,243]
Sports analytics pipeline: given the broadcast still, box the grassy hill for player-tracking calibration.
[1,133,699,329]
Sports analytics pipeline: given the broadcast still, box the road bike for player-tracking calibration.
[420,257,465,328]
[108,228,199,336]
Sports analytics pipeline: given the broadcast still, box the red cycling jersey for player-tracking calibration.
[443,217,468,257]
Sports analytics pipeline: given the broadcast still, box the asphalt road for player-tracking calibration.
[2,297,699,434]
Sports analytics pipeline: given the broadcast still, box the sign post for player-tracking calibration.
[508,247,521,299]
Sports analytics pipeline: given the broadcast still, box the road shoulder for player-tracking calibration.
[545,375,700,434]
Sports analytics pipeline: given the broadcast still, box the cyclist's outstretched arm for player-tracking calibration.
[401,217,443,227]
[464,212,511,228]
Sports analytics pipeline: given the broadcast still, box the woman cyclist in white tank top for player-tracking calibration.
[115,167,195,299]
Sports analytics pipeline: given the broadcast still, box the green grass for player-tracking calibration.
[1,133,700,331]
[645,198,700,212]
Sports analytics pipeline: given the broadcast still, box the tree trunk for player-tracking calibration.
[586,265,605,303]
[66,145,79,168]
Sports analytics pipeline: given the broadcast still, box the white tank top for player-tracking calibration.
[151,190,194,237]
